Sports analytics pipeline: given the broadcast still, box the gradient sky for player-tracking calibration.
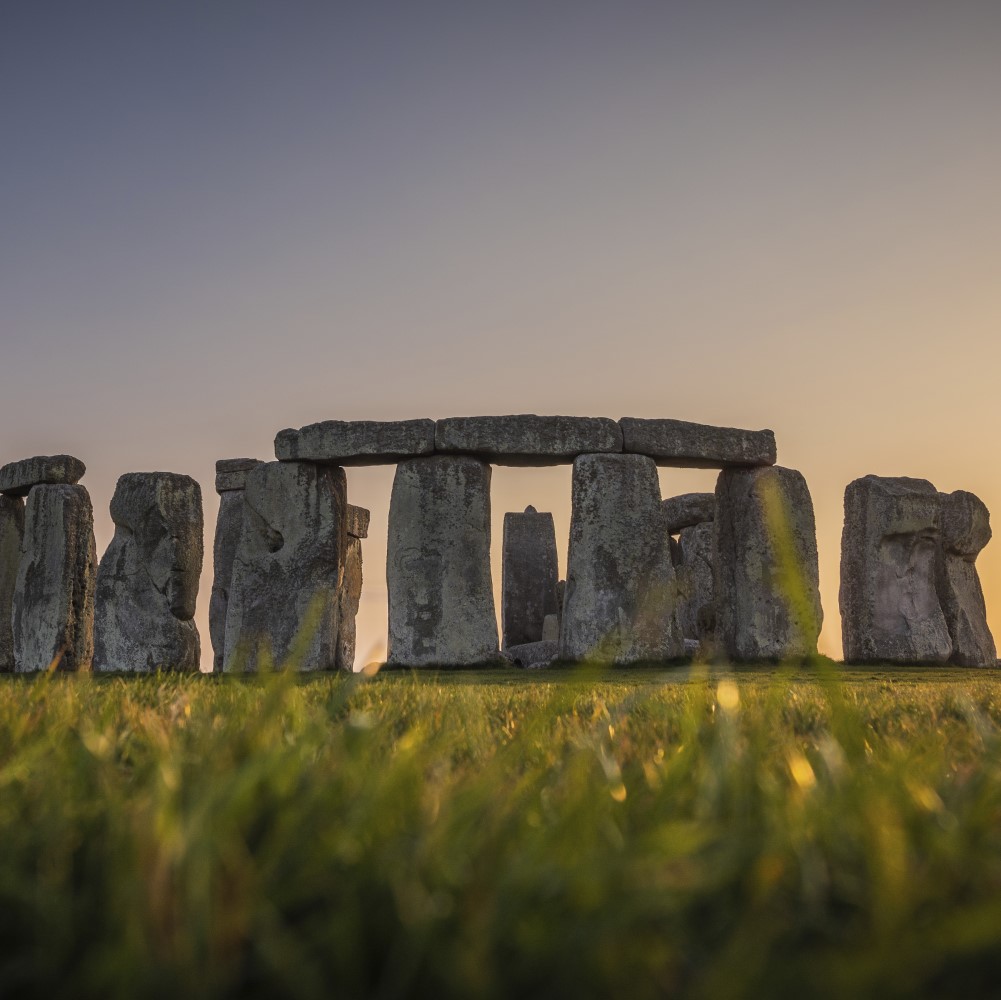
[3,2,1000,669]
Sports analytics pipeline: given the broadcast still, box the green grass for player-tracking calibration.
[4,665,1001,998]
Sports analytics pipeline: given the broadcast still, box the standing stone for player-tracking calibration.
[387,456,498,666]
[936,490,996,667]
[0,497,25,672]
[210,459,262,672]
[336,505,369,672]
[715,466,823,661]
[93,474,203,672]
[12,485,97,672]
[676,520,715,643]
[560,454,683,664]
[224,461,347,672]
[93,474,202,672]
[840,476,951,664]
[502,505,559,648]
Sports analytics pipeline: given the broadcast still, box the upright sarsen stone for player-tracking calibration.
[0,497,25,672]
[224,461,347,671]
[715,466,822,661]
[560,454,683,664]
[12,484,97,672]
[387,456,498,666]
[210,458,262,672]
[93,473,203,672]
[937,490,996,667]
[502,505,559,648]
[840,476,951,664]
[336,505,370,672]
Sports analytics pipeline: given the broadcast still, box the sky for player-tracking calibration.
[2,1,1000,669]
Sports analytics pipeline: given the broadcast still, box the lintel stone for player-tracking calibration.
[275,419,435,465]
[619,418,776,468]
[435,415,621,466]
[0,455,86,497]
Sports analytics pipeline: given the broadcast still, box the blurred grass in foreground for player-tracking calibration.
[3,667,1001,998]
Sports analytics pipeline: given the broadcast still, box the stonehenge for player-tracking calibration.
[560,454,683,664]
[223,461,347,671]
[337,505,369,671]
[715,466,823,661]
[664,492,717,648]
[0,497,25,672]
[12,484,97,672]
[210,459,262,672]
[502,505,559,648]
[93,473,203,672]
[0,414,996,673]
[840,477,996,666]
[937,491,996,667]
[387,456,499,667]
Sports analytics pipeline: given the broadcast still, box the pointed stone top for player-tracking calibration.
[524,505,537,514]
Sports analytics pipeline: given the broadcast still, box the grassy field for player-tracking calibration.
[3,664,1001,998]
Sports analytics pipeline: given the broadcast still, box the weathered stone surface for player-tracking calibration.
[435,415,622,466]
[387,456,498,666]
[560,454,683,664]
[0,497,25,672]
[0,455,86,497]
[663,492,716,533]
[215,457,262,493]
[502,505,559,648]
[347,504,370,539]
[224,461,347,671]
[541,614,559,642]
[506,639,559,668]
[12,485,96,672]
[937,490,996,667]
[840,476,951,665]
[210,490,244,672]
[336,536,363,671]
[275,419,435,465]
[715,466,822,661]
[620,418,776,469]
[676,521,714,642]
[93,473,203,673]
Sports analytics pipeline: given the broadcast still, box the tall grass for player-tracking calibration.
[1,667,1001,998]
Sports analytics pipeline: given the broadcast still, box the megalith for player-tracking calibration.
[936,490,996,667]
[676,520,715,643]
[840,476,951,664]
[387,456,498,666]
[715,466,823,661]
[336,504,369,672]
[0,496,25,672]
[223,461,347,671]
[93,473,203,672]
[210,459,261,672]
[12,484,97,672]
[501,505,559,648]
[560,454,683,664]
